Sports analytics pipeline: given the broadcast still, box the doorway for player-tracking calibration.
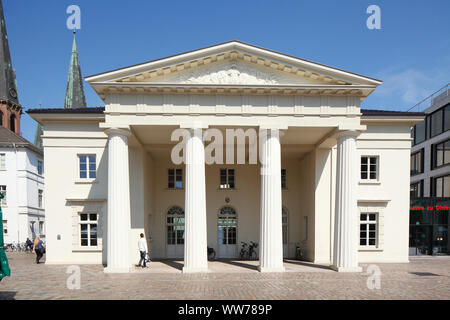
[166,206,185,258]
[217,206,238,258]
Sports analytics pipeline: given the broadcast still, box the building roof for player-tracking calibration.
[361,109,425,117]
[26,107,424,117]
[64,32,87,109]
[0,0,19,104]
[27,107,105,114]
[0,126,43,155]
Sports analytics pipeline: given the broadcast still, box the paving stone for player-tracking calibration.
[0,252,449,300]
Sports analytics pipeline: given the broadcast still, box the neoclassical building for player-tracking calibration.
[29,41,423,273]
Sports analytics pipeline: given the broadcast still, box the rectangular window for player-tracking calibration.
[37,160,43,175]
[220,169,235,189]
[360,213,377,247]
[414,120,426,145]
[361,156,378,181]
[2,220,6,235]
[0,154,5,170]
[281,169,287,189]
[445,104,450,132]
[38,190,43,208]
[432,139,450,169]
[79,213,98,247]
[433,175,450,197]
[430,109,443,137]
[39,221,44,236]
[0,185,6,206]
[168,169,183,189]
[79,155,96,179]
[410,149,424,175]
[410,181,423,198]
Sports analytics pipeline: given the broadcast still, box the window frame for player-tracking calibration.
[0,153,5,170]
[38,189,43,208]
[359,213,378,248]
[360,156,379,182]
[79,213,98,247]
[78,154,97,180]
[432,138,450,170]
[432,174,450,197]
[37,160,43,175]
[0,185,6,206]
[219,168,235,190]
[410,149,424,176]
[167,168,183,190]
[410,180,424,198]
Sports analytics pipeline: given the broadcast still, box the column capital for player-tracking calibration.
[104,127,131,137]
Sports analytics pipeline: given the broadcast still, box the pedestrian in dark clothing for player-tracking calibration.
[25,238,33,252]
[33,237,45,264]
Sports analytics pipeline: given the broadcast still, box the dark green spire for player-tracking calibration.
[64,32,86,109]
[0,0,19,104]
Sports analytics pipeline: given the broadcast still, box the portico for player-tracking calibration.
[28,41,423,273]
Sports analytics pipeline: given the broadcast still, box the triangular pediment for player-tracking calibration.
[132,59,332,86]
[86,41,381,99]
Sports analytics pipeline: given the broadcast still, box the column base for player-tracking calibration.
[182,266,209,274]
[331,265,363,273]
[258,266,285,273]
[104,266,131,273]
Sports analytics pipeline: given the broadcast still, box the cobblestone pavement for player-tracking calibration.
[0,252,449,300]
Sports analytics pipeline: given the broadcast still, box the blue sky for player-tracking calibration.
[3,0,450,142]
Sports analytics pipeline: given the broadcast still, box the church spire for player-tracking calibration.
[0,0,19,104]
[64,31,86,109]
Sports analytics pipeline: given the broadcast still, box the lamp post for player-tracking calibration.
[0,192,10,281]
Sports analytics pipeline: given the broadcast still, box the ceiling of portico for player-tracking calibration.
[131,125,333,160]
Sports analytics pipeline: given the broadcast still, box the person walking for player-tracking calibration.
[25,238,33,252]
[33,237,45,264]
[138,233,148,268]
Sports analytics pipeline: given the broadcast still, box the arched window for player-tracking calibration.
[9,114,15,133]
[218,206,237,245]
[282,207,288,245]
[166,206,184,245]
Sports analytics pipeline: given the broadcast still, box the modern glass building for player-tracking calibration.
[410,198,449,255]
[410,84,450,255]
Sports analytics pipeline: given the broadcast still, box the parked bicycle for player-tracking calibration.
[248,241,258,260]
[239,242,248,260]
[239,241,259,260]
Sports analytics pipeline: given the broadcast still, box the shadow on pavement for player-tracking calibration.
[0,291,16,300]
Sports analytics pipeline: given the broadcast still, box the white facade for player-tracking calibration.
[29,42,423,272]
[0,145,45,244]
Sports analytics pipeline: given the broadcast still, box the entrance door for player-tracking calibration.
[282,207,288,258]
[166,206,185,258]
[217,206,238,258]
[409,225,432,255]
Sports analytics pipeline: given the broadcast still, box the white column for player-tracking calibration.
[332,131,362,272]
[104,128,131,273]
[259,129,284,273]
[183,128,208,273]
